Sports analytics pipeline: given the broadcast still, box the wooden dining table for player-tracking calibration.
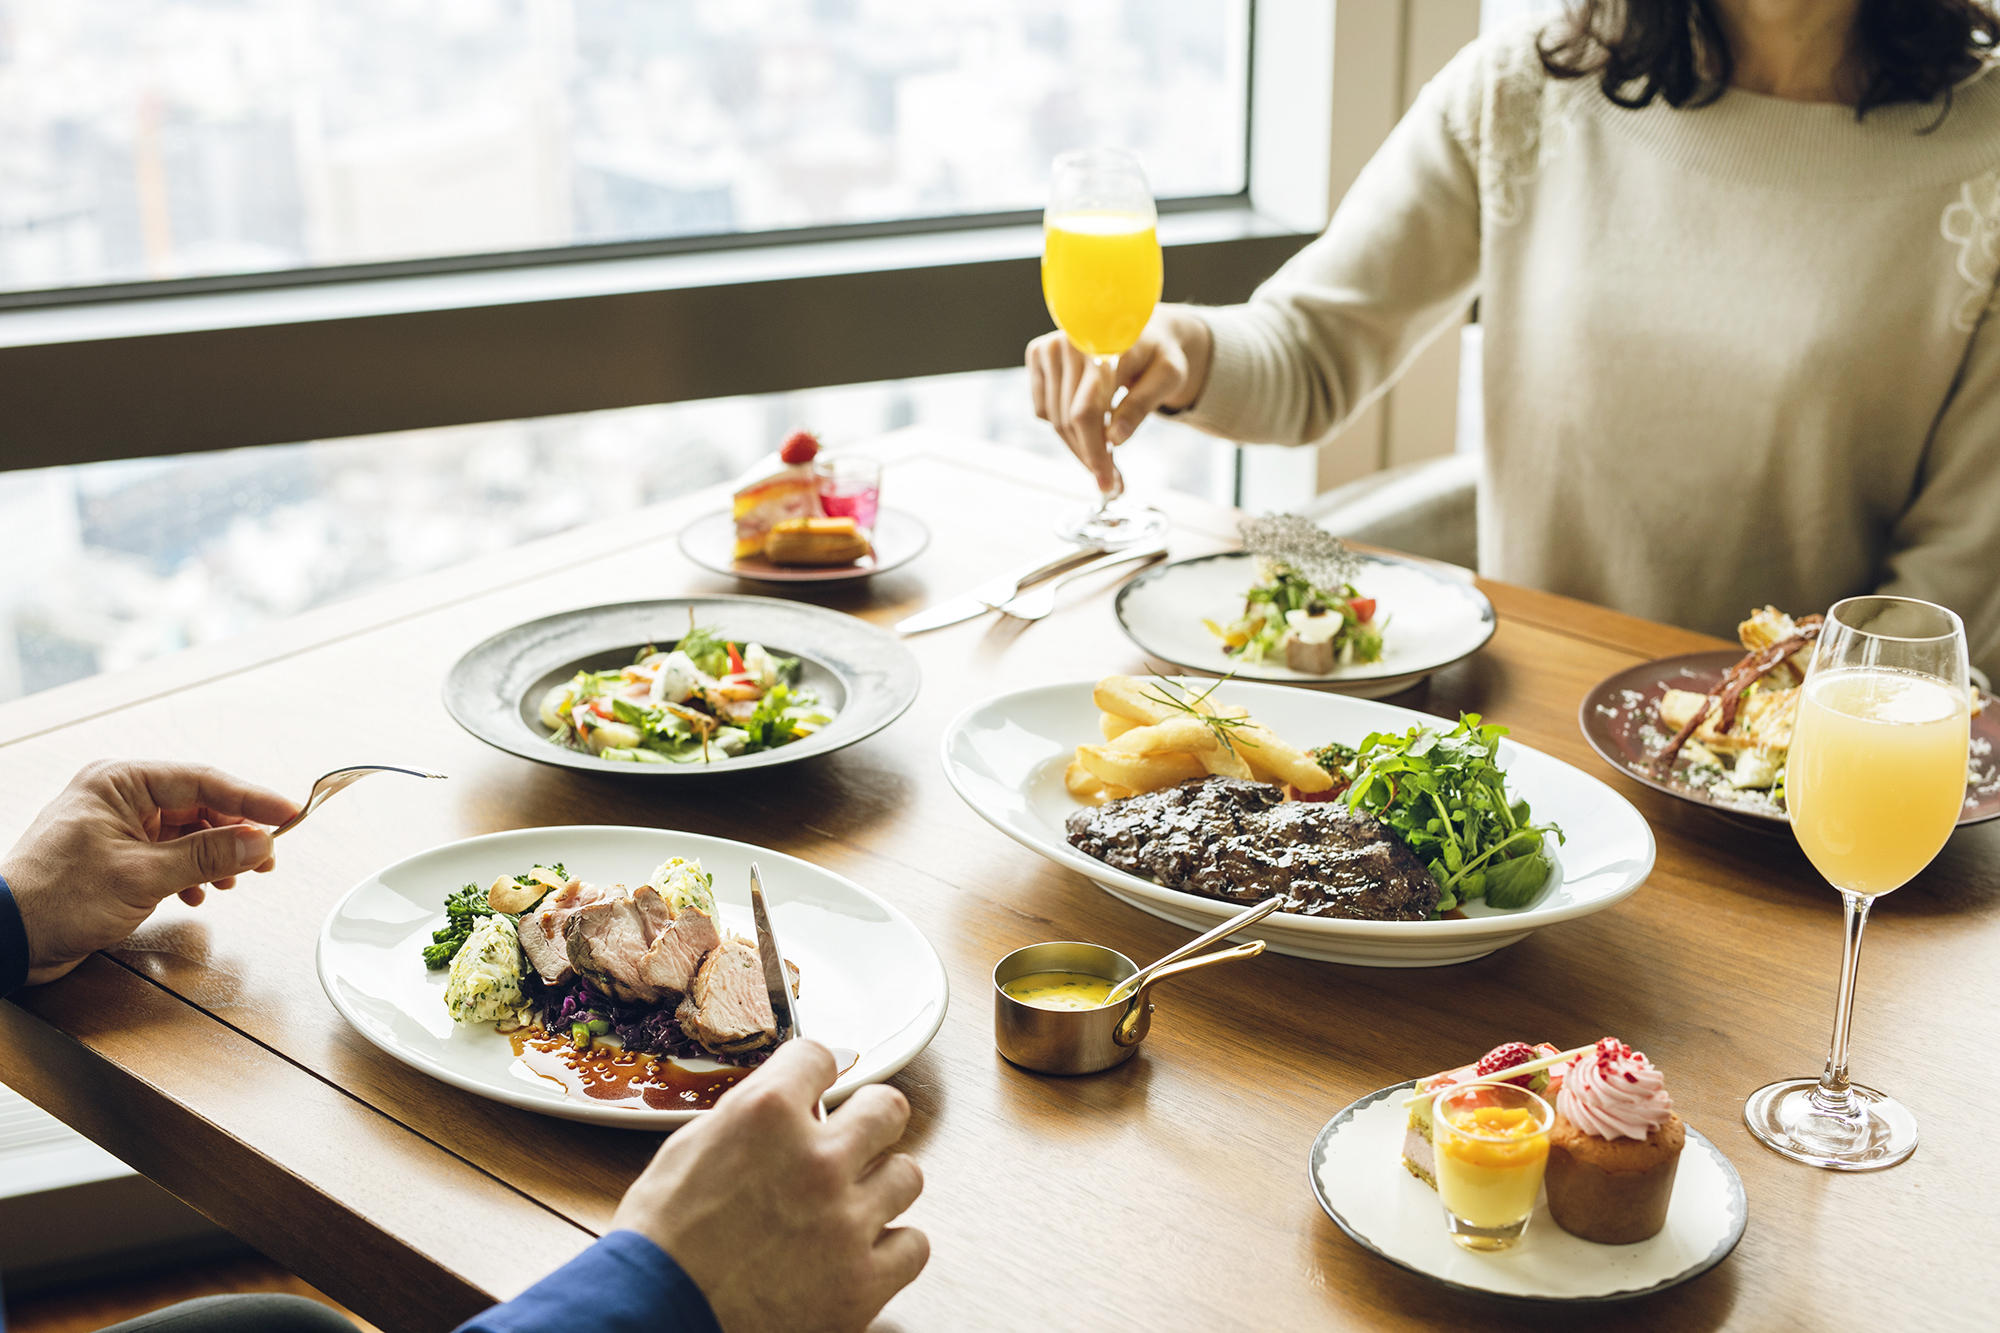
[2,432,1993,1331]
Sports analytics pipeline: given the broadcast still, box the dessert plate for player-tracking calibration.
[318,825,949,1129]
[1309,1080,1746,1301]
[1114,551,1495,697]
[679,508,930,584]
[1579,651,2000,828]
[443,596,920,777]
[940,678,1655,967]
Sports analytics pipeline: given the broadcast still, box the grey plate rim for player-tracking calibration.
[1113,550,1496,686]
[442,595,920,778]
[1306,1079,1748,1304]
[677,508,931,584]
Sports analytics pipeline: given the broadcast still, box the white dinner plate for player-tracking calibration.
[317,825,949,1128]
[679,508,930,584]
[1115,551,1496,696]
[939,679,1655,966]
[1309,1081,1746,1301]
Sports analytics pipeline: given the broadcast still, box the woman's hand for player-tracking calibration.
[613,1040,928,1333]
[1026,306,1214,492]
[1,761,298,985]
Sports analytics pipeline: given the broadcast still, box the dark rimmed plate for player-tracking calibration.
[1578,651,2000,827]
[1113,550,1495,698]
[443,597,920,777]
[678,509,930,584]
[1308,1080,1746,1302]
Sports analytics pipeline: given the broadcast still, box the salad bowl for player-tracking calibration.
[444,596,920,777]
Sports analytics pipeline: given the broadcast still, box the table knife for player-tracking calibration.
[749,862,823,1119]
[894,547,1102,635]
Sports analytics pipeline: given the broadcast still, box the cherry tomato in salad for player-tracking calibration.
[725,642,747,676]
[1349,597,1376,624]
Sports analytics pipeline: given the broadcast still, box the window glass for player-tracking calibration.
[0,0,1249,292]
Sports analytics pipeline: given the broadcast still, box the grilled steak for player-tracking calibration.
[676,937,779,1055]
[1064,777,1439,920]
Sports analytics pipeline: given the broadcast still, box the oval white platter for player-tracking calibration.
[939,678,1655,966]
[318,824,949,1128]
[1309,1080,1746,1301]
[1115,551,1495,697]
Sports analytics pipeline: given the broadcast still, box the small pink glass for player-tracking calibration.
[814,455,882,537]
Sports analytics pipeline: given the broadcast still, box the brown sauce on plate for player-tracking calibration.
[510,1030,861,1112]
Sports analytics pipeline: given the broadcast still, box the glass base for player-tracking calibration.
[1441,1212,1531,1252]
[1058,500,1168,549]
[1744,1079,1917,1171]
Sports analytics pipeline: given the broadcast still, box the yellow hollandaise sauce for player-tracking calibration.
[1002,971,1119,1011]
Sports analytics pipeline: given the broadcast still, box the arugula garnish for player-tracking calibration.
[674,625,731,678]
[1316,714,1562,913]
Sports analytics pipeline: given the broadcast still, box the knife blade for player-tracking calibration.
[894,546,1102,634]
[749,862,822,1118]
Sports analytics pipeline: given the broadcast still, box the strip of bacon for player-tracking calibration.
[1652,622,1822,775]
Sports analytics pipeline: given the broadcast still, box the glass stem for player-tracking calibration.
[1093,354,1123,510]
[1811,889,1873,1114]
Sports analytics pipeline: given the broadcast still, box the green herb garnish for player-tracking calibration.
[1316,714,1562,914]
[1139,675,1259,754]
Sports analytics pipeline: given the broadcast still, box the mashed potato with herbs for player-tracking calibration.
[444,913,528,1024]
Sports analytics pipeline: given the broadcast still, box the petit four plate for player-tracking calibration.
[1113,550,1495,697]
[443,596,920,777]
[1578,651,2000,828]
[940,677,1655,966]
[678,508,931,584]
[1308,1081,1747,1301]
[318,824,949,1128]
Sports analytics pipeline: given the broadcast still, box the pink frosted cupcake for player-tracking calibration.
[1545,1038,1684,1244]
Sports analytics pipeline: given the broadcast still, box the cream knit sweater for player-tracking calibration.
[1178,20,2000,677]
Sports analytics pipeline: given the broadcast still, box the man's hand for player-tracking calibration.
[1027,305,1214,492]
[1,761,298,985]
[613,1040,928,1333]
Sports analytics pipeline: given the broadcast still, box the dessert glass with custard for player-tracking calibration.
[1430,1083,1553,1252]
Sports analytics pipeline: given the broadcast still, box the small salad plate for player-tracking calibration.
[1579,651,2000,828]
[1114,551,1496,698]
[939,678,1655,966]
[444,596,920,777]
[1308,1081,1746,1301]
[678,508,931,584]
[318,825,950,1128]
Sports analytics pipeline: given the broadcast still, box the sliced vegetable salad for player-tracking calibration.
[539,623,830,764]
[1206,559,1384,671]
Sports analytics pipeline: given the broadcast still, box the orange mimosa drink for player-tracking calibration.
[1041,210,1163,357]
[1788,668,1970,896]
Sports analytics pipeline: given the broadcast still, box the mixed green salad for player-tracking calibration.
[1207,559,1384,671]
[1312,714,1561,914]
[539,624,831,764]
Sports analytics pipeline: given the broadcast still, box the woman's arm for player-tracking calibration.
[1173,42,1488,448]
[1877,304,2000,686]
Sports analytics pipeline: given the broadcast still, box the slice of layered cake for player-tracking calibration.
[733,430,823,559]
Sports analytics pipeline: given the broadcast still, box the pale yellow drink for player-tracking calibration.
[1789,668,1970,896]
[1041,210,1163,357]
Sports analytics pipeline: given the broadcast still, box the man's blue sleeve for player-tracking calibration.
[453,1230,720,1333]
[0,874,29,1000]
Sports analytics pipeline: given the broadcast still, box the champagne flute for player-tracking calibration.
[1744,595,1972,1170]
[1041,147,1168,548]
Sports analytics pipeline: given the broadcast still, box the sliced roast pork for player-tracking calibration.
[636,907,722,998]
[563,884,677,1004]
[675,937,779,1055]
[518,879,617,986]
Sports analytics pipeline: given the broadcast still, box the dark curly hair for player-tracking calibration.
[1539,0,1996,120]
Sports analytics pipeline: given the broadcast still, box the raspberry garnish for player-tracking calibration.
[1475,1042,1538,1087]
[780,430,821,465]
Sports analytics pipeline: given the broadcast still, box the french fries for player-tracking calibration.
[1069,675,1334,803]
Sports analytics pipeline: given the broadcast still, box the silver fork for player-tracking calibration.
[992,544,1167,621]
[272,765,448,837]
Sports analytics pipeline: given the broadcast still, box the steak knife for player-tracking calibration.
[894,546,1103,635]
[749,862,823,1118]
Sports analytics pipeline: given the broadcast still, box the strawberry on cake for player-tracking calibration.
[1400,1041,1581,1188]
